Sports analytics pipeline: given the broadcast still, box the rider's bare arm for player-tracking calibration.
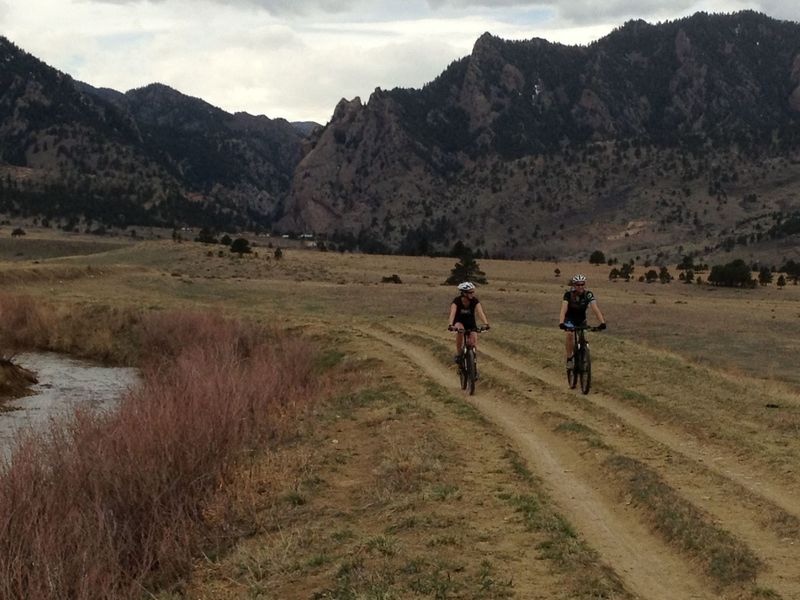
[559,300,568,325]
[475,303,489,327]
[447,303,457,329]
[590,302,605,325]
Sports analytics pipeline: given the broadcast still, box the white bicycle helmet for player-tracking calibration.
[457,281,476,293]
[571,273,587,284]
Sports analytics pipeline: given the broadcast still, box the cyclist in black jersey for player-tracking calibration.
[447,281,490,364]
[558,273,606,369]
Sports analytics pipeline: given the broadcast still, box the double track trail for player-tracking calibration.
[357,320,800,600]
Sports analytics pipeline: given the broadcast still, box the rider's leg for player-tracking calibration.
[454,324,465,362]
[466,331,478,349]
[565,331,575,367]
[565,331,574,358]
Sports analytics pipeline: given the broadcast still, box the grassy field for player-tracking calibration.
[1,230,799,599]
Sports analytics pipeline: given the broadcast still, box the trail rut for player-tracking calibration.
[358,325,713,600]
[396,323,800,598]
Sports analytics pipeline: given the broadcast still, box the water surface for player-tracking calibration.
[0,352,139,461]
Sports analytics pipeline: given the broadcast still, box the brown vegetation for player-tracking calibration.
[0,303,321,599]
[2,238,800,598]
[0,357,37,401]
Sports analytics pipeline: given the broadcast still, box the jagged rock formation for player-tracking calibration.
[2,11,800,262]
[280,11,800,260]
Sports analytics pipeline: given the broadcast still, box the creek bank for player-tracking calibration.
[0,352,139,459]
[0,358,38,404]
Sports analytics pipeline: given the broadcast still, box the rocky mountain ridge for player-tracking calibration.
[2,11,800,263]
[0,37,310,229]
[280,11,800,262]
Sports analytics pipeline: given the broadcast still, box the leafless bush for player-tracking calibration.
[0,309,319,598]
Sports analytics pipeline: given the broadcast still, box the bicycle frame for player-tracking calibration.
[564,325,601,394]
[452,326,488,395]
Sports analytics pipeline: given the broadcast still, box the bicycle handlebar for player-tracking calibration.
[449,325,490,333]
[560,324,606,332]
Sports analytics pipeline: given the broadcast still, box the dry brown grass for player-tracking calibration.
[0,308,321,599]
[2,237,800,598]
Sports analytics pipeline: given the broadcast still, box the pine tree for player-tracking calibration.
[445,243,487,285]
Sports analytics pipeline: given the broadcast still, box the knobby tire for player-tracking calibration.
[567,334,578,389]
[579,346,592,394]
[466,349,477,396]
[459,351,468,390]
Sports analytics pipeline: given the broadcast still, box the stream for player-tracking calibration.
[0,352,140,462]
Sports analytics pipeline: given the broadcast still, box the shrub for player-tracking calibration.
[230,237,252,255]
[708,259,755,288]
[589,250,606,264]
[195,228,218,244]
[0,309,320,599]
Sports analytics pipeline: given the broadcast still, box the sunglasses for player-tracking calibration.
[574,283,585,287]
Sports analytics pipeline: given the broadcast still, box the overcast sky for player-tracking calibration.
[2,0,797,124]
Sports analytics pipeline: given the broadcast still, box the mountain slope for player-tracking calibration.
[280,11,800,261]
[0,38,309,230]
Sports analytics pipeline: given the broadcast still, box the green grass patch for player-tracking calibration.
[314,349,346,373]
[503,448,535,484]
[502,492,629,599]
[423,380,487,424]
[329,386,394,416]
[552,418,611,450]
[619,388,656,405]
[606,455,761,586]
[284,491,306,506]
[428,483,462,501]
[365,535,397,557]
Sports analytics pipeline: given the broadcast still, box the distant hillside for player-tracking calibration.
[2,13,800,265]
[280,11,800,263]
[291,121,322,136]
[0,38,308,231]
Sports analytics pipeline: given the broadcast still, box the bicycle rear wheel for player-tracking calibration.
[466,349,477,395]
[579,346,592,394]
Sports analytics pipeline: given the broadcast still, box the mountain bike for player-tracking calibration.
[450,326,489,395]
[563,325,603,394]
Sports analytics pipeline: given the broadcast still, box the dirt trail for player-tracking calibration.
[358,325,712,600]
[402,323,800,598]
[478,335,800,516]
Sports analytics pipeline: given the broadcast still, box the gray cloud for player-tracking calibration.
[425,0,800,26]
[553,0,697,26]
[427,0,538,7]
[89,0,368,16]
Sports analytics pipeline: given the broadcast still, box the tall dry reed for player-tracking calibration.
[0,309,319,599]
[0,293,141,363]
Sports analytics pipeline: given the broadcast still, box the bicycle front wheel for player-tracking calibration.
[579,346,592,394]
[458,354,468,390]
[567,356,578,389]
[466,349,477,395]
